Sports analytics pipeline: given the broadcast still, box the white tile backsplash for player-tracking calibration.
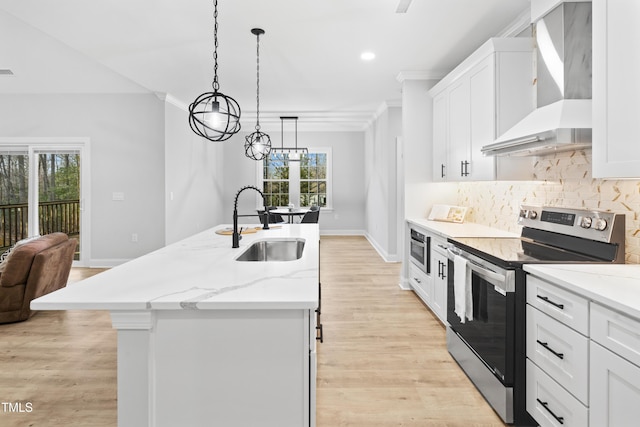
[456,149,640,263]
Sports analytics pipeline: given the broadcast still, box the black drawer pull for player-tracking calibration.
[536,340,564,359]
[536,398,564,424]
[537,294,565,309]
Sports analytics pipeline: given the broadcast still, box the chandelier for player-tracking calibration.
[272,116,308,162]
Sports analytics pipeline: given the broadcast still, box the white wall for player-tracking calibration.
[0,94,166,264]
[164,101,226,244]
[364,104,402,261]
[221,129,366,234]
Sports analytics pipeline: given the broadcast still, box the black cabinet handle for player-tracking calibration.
[460,160,470,177]
[537,294,565,309]
[536,399,564,424]
[438,261,446,279]
[536,340,564,359]
[441,163,445,178]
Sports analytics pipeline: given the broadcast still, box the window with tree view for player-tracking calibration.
[261,148,331,208]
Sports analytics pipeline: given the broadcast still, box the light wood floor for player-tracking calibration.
[0,236,505,426]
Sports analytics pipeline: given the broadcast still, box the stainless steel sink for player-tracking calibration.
[236,238,305,262]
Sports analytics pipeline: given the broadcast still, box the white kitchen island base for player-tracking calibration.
[113,309,316,427]
[31,224,320,427]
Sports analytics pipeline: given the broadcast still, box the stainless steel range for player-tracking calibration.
[446,205,625,425]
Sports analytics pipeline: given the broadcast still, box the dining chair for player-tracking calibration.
[256,209,285,224]
[300,208,320,224]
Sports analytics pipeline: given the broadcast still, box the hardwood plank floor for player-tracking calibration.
[0,237,506,426]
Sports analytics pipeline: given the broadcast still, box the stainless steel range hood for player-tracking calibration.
[482,2,592,157]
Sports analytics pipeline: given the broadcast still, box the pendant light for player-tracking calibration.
[244,28,272,160]
[273,116,308,162]
[188,0,241,142]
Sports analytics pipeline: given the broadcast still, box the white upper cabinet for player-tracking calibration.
[429,38,534,182]
[592,0,640,178]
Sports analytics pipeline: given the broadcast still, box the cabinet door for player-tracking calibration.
[469,55,497,181]
[448,78,471,180]
[590,341,640,427]
[409,263,432,305]
[432,91,448,182]
[431,248,448,324]
[593,0,640,178]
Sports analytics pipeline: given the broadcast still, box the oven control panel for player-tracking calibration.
[518,205,623,243]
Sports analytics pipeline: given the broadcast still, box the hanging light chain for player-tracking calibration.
[255,31,261,130]
[212,0,219,91]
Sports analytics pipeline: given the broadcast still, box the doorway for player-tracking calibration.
[0,138,90,266]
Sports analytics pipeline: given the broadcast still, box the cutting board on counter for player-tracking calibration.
[428,204,468,223]
[215,226,281,236]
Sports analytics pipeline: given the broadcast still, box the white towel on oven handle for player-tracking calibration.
[453,255,473,323]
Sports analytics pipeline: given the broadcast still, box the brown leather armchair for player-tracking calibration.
[0,233,76,324]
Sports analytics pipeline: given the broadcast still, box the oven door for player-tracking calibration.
[409,229,430,274]
[446,247,516,386]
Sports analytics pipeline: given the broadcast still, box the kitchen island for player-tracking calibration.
[31,224,319,427]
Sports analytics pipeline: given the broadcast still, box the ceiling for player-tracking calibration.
[0,0,531,130]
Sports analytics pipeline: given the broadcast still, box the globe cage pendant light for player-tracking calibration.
[244,28,272,160]
[188,0,241,142]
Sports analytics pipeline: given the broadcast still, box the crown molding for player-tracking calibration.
[396,70,446,83]
[496,8,532,38]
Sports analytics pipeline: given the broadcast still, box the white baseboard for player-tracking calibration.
[364,232,399,263]
[89,258,131,268]
[320,229,365,236]
[398,275,412,290]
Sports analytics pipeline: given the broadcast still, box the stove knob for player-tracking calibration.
[519,209,528,219]
[594,218,608,231]
[527,210,538,219]
[580,216,593,229]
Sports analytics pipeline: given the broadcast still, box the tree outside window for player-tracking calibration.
[261,148,331,208]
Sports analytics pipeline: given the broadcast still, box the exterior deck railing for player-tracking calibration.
[0,200,80,251]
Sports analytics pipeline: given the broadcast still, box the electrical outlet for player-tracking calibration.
[131,233,138,243]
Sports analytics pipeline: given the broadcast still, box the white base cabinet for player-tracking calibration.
[590,341,640,427]
[526,274,640,427]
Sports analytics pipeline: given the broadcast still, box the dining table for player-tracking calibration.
[270,207,310,223]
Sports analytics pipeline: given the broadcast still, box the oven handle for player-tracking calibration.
[447,248,510,292]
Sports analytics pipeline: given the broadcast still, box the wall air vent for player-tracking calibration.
[0,69,14,76]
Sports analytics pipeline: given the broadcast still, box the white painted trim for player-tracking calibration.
[0,137,91,267]
[319,229,365,236]
[364,232,400,263]
[396,70,447,82]
[90,258,131,268]
[496,8,532,37]
[110,311,154,330]
[398,275,412,291]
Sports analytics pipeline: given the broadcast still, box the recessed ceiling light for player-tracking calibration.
[360,52,375,61]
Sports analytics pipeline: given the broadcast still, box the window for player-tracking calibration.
[260,148,332,208]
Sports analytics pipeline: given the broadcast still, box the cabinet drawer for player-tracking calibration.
[526,359,588,427]
[527,275,589,335]
[409,263,431,302]
[591,302,640,368]
[527,305,589,404]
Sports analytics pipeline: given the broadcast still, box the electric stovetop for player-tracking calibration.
[448,236,609,269]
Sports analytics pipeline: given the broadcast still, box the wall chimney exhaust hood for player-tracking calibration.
[482,2,592,157]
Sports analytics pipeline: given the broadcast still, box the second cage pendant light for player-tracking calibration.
[244,28,272,160]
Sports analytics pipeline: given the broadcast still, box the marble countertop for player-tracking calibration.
[31,224,319,311]
[524,264,640,320]
[407,218,519,239]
